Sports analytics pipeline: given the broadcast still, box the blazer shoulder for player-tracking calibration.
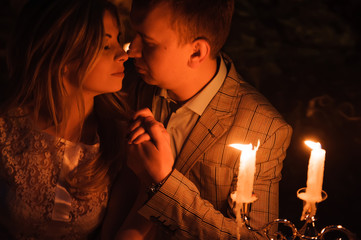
[220,54,290,128]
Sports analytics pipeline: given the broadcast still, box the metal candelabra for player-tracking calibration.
[233,188,357,240]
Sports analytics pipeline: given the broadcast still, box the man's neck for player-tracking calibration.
[167,57,218,102]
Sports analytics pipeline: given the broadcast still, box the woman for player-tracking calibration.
[0,0,134,239]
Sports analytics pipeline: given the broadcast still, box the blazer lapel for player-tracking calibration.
[175,55,242,174]
[175,107,228,174]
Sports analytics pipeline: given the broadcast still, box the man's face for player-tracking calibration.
[129,3,192,90]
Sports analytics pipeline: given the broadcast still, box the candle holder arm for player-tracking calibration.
[231,189,357,240]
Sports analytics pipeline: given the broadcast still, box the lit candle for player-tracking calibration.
[230,141,260,203]
[123,42,130,52]
[304,140,326,202]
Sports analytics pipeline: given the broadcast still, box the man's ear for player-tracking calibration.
[188,38,211,68]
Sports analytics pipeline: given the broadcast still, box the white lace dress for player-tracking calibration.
[0,108,109,240]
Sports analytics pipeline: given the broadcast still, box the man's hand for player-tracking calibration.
[127,109,174,185]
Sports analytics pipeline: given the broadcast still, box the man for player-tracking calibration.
[123,0,292,239]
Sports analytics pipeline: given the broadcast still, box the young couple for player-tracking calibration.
[105,0,293,239]
[0,0,292,239]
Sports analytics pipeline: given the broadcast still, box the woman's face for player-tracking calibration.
[81,10,128,98]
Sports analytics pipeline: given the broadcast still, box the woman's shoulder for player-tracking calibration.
[0,107,32,146]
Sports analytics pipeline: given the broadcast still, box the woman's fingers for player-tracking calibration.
[141,117,167,148]
[131,132,151,144]
[132,108,153,120]
[127,110,174,184]
[129,110,167,146]
[127,124,146,143]
[129,118,142,132]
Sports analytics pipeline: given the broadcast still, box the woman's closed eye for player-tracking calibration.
[103,33,113,50]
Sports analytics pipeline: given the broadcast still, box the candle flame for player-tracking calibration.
[230,140,260,151]
[304,140,321,150]
[230,143,252,151]
[123,42,130,52]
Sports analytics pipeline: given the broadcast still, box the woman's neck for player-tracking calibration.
[36,95,96,143]
[62,95,96,143]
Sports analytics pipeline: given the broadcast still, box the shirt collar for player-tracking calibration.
[185,55,227,115]
[157,54,227,115]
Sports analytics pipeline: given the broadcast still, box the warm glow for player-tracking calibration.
[123,42,130,52]
[229,140,260,204]
[299,139,326,203]
[305,140,321,150]
[229,143,252,151]
[230,140,260,152]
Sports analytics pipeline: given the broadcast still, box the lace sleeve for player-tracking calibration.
[0,117,9,146]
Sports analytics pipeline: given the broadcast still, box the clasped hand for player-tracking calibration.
[127,108,174,185]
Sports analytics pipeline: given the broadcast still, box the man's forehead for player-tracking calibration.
[130,1,171,24]
[130,3,174,31]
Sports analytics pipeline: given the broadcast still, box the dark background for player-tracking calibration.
[1,0,360,238]
[223,0,361,238]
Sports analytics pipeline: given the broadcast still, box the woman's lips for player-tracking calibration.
[111,72,124,77]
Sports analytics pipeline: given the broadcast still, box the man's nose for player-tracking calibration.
[127,34,142,58]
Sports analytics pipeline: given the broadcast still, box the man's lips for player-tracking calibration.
[134,65,147,74]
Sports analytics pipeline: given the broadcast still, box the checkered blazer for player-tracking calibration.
[125,53,292,239]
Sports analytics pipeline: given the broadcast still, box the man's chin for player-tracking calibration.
[135,68,158,86]
[142,76,158,86]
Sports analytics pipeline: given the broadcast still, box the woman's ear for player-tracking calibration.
[62,64,77,84]
[188,38,211,68]
[62,65,70,78]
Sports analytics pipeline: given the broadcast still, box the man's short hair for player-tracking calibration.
[131,0,234,58]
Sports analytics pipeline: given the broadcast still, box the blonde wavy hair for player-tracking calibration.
[3,0,131,198]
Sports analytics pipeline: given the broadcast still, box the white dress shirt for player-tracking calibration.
[152,55,227,159]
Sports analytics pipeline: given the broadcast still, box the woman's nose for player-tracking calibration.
[127,34,142,58]
[115,47,129,62]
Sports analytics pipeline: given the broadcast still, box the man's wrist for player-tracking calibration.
[149,167,173,184]
[146,171,172,198]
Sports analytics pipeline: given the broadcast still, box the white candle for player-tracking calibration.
[230,141,259,203]
[304,140,326,202]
